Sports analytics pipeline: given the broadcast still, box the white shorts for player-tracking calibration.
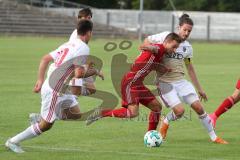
[157,79,199,108]
[41,82,79,123]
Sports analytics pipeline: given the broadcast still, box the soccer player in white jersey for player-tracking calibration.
[5,20,103,153]
[69,8,96,96]
[29,8,95,124]
[141,14,227,144]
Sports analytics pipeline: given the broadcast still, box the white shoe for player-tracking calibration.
[5,139,25,153]
[86,107,103,126]
[29,113,41,125]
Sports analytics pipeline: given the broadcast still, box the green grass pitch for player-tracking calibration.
[0,36,239,160]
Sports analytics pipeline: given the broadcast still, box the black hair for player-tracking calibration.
[78,8,92,19]
[179,14,194,26]
[77,19,93,36]
[165,32,182,43]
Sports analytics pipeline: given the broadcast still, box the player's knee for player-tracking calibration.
[130,112,139,118]
[148,100,162,113]
[193,106,205,115]
[152,107,162,113]
[174,107,185,118]
[39,122,53,132]
[42,125,53,132]
[129,109,139,118]
[191,101,205,115]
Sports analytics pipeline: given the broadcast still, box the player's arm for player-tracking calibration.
[74,64,104,80]
[33,54,53,93]
[185,58,208,101]
[139,44,159,54]
[139,38,159,54]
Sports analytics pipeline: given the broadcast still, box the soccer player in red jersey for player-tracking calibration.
[210,79,240,128]
[86,33,182,128]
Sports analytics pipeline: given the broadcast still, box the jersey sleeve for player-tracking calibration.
[49,49,59,60]
[73,45,90,66]
[69,29,78,42]
[185,45,193,58]
[147,31,171,43]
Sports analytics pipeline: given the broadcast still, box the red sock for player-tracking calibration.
[102,107,131,118]
[214,96,235,118]
[148,111,160,131]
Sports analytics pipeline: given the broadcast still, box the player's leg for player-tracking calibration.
[190,100,228,144]
[210,80,240,127]
[190,100,217,140]
[159,104,184,139]
[174,79,227,143]
[157,82,185,139]
[54,95,82,120]
[145,99,162,131]
[61,105,81,120]
[86,104,139,126]
[6,88,63,153]
[138,86,162,131]
[101,79,140,118]
[100,104,139,118]
[29,88,85,124]
[86,78,141,125]
[6,118,54,153]
[178,79,228,144]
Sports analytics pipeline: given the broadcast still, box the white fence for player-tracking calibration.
[46,8,240,41]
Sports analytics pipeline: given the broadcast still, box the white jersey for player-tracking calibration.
[148,31,193,82]
[46,38,89,92]
[69,29,78,42]
[68,29,94,88]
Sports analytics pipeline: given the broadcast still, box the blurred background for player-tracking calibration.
[0,0,240,41]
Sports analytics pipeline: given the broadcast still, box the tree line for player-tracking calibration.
[68,0,240,12]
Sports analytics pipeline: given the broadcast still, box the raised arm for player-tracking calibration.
[33,54,53,93]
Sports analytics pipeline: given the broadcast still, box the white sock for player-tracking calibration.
[199,112,217,141]
[10,123,42,144]
[164,111,178,124]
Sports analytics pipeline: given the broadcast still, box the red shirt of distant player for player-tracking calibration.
[121,44,165,107]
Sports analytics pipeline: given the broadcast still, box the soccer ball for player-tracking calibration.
[144,130,163,147]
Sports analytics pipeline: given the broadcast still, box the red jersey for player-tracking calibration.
[124,44,165,84]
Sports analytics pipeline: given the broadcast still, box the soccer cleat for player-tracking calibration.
[86,107,103,126]
[213,137,228,144]
[5,139,25,153]
[159,120,169,140]
[209,113,217,128]
[29,113,41,125]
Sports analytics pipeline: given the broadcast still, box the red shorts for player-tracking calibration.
[236,79,240,89]
[121,78,156,107]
